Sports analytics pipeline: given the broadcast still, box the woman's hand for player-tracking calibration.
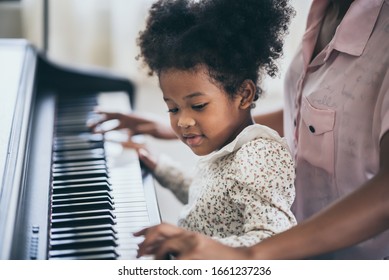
[89,111,177,140]
[134,223,252,260]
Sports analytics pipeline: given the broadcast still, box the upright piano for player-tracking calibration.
[0,39,160,260]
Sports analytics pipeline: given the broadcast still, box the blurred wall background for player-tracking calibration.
[0,0,311,224]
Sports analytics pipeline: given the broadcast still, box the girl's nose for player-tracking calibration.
[177,117,195,128]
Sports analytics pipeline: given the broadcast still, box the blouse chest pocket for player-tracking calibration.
[297,97,336,174]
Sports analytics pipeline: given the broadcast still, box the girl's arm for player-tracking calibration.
[141,150,193,204]
[122,143,193,204]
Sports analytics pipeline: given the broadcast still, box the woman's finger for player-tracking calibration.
[135,224,185,257]
[153,232,197,260]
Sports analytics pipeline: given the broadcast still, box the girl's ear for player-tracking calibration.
[238,80,256,109]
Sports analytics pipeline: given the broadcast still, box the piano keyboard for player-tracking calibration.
[48,92,160,260]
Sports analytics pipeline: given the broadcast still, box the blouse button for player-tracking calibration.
[309,125,315,133]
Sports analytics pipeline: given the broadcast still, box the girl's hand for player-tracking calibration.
[136,148,157,171]
[134,223,252,260]
[89,110,177,140]
[120,139,157,171]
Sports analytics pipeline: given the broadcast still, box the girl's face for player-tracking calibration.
[159,67,254,156]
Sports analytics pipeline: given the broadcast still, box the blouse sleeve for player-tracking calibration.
[214,138,297,247]
[153,154,193,204]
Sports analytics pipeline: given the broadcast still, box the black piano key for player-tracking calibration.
[56,118,92,124]
[50,236,117,250]
[53,159,106,169]
[59,102,97,108]
[52,164,106,173]
[52,201,114,213]
[54,142,104,152]
[51,207,114,216]
[51,224,117,235]
[54,134,101,145]
[58,109,95,115]
[56,111,96,119]
[55,117,93,125]
[50,229,116,241]
[57,108,96,116]
[53,164,107,172]
[56,127,92,134]
[52,195,114,206]
[52,169,108,181]
[56,111,90,117]
[51,214,116,228]
[49,247,118,259]
[54,147,104,156]
[58,101,90,109]
[54,140,103,149]
[55,133,103,144]
[53,154,106,164]
[54,148,104,158]
[52,190,113,200]
[58,99,96,106]
[58,95,96,102]
[53,177,110,187]
[51,209,115,221]
[53,182,111,194]
[51,253,117,260]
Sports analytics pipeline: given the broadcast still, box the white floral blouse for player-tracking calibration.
[153,124,297,247]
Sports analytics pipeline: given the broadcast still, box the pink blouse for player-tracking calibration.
[284,0,389,259]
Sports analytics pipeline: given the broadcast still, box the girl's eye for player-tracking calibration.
[167,108,179,114]
[192,103,208,111]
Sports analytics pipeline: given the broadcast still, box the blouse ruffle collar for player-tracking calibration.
[198,124,288,164]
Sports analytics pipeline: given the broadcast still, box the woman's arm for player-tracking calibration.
[248,132,389,259]
[253,109,284,137]
[135,132,389,259]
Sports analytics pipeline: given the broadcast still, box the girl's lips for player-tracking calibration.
[183,134,203,147]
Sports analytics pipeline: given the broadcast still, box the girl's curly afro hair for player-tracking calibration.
[137,0,295,101]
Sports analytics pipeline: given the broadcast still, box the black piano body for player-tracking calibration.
[0,39,160,260]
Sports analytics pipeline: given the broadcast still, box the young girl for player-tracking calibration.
[99,0,296,247]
